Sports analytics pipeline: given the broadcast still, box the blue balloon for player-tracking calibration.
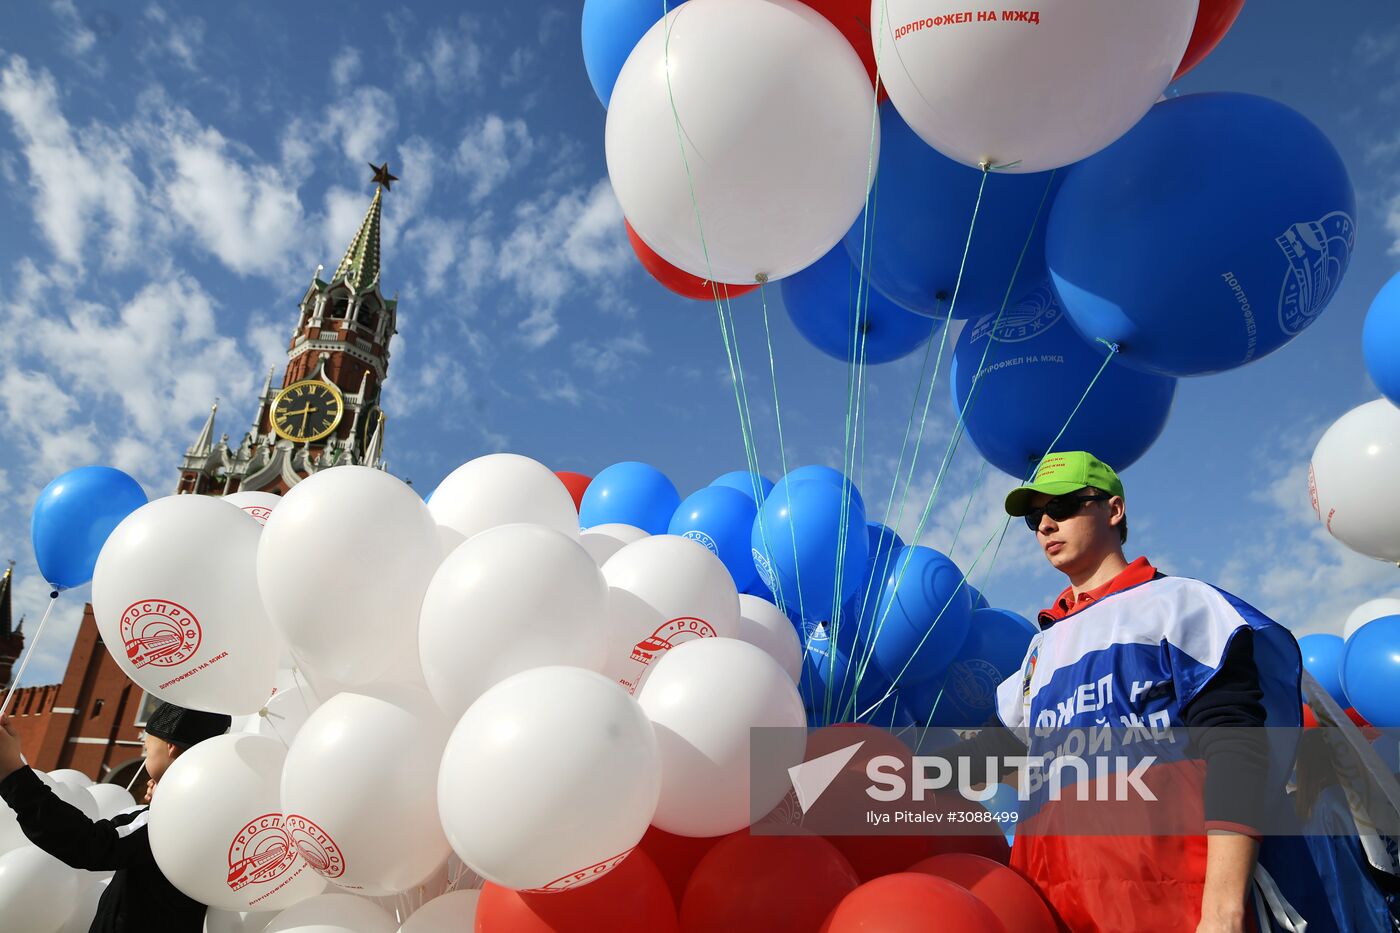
[966,585,991,612]
[668,485,758,591]
[912,608,1036,728]
[1342,616,1400,729]
[951,281,1177,477]
[1298,633,1348,707]
[1048,93,1355,377]
[709,470,774,505]
[770,465,865,517]
[801,626,890,725]
[31,466,147,590]
[752,479,868,622]
[781,244,934,364]
[981,782,1021,845]
[580,0,688,108]
[844,100,1063,320]
[579,461,680,535]
[838,523,905,650]
[870,546,974,687]
[1363,271,1400,407]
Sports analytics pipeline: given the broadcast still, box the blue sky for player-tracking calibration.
[3,0,1400,685]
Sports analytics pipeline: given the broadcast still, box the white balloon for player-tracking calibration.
[92,495,279,713]
[419,524,609,720]
[428,454,578,542]
[398,890,480,932]
[435,525,466,561]
[637,638,807,837]
[87,784,137,821]
[250,684,315,746]
[225,491,282,528]
[876,0,1197,172]
[1345,597,1400,639]
[737,594,803,683]
[259,466,439,686]
[47,769,93,789]
[438,667,660,891]
[0,809,27,857]
[601,535,740,694]
[0,846,80,933]
[1310,399,1400,562]
[606,0,877,283]
[205,907,274,933]
[282,687,451,896]
[60,873,106,933]
[579,523,648,567]
[263,893,397,933]
[53,784,99,822]
[149,734,324,912]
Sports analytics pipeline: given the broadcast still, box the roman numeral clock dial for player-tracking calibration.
[270,379,345,443]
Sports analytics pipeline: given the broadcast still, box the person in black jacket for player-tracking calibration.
[0,702,230,933]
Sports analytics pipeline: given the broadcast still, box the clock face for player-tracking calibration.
[271,380,344,443]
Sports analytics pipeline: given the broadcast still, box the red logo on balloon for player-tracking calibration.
[284,814,345,880]
[527,849,634,893]
[241,505,273,526]
[120,599,202,669]
[226,813,297,891]
[621,617,717,694]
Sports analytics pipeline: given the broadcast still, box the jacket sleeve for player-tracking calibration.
[0,766,157,871]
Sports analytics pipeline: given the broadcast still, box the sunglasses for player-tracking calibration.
[1024,493,1111,531]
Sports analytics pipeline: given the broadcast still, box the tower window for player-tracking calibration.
[330,298,349,319]
[91,699,104,718]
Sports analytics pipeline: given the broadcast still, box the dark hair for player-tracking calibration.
[1085,486,1127,546]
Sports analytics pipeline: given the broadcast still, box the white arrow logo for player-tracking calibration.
[787,741,865,814]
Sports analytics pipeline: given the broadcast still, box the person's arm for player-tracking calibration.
[0,716,156,871]
[942,715,1030,787]
[1181,630,1268,933]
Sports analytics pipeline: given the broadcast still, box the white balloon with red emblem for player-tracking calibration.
[281,686,451,895]
[419,523,609,720]
[148,733,324,912]
[579,523,648,566]
[92,495,278,715]
[263,893,397,933]
[736,594,803,683]
[606,0,876,284]
[875,0,1198,172]
[397,890,481,932]
[437,666,661,891]
[601,535,740,695]
[637,637,808,837]
[1310,399,1400,562]
[0,845,82,933]
[428,454,579,543]
[224,492,282,528]
[258,466,439,687]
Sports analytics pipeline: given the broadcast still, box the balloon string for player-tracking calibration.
[890,342,1124,728]
[2,590,59,716]
[124,761,146,794]
[844,167,1060,720]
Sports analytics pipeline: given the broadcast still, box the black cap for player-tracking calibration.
[145,702,231,749]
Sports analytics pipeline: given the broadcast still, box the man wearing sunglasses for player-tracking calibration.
[985,451,1332,933]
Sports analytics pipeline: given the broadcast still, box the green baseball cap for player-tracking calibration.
[1004,451,1125,517]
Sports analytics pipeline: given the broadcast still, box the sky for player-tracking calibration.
[3,0,1400,686]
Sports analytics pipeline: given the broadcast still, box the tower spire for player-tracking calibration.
[364,411,386,468]
[190,400,219,458]
[0,561,13,638]
[333,162,396,294]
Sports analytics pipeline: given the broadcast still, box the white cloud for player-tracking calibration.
[402,217,464,296]
[455,114,534,203]
[144,4,206,72]
[324,87,398,164]
[155,115,307,278]
[330,46,362,89]
[572,330,650,380]
[401,18,484,96]
[494,179,630,348]
[50,0,97,56]
[0,56,146,269]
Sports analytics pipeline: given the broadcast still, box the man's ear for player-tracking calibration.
[165,741,184,760]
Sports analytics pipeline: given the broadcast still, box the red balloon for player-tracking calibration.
[625,221,759,301]
[795,1,885,100]
[1172,0,1245,79]
[476,849,678,933]
[638,826,730,908]
[554,471,591,513]
[910,853,1059,933]
[823,872,1006,933]
[1303,704,1319,729]
[680,833,859,933]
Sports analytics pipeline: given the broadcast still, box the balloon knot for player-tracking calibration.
[258,708,270,718]
[48,590,58,600]
[754,273,769,285]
